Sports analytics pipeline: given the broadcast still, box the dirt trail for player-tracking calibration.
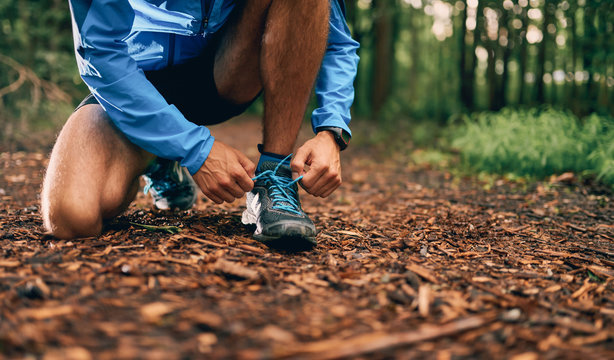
[1,117,613,359]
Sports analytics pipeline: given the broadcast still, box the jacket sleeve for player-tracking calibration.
[69,0,214,175]
[311,0,360,136]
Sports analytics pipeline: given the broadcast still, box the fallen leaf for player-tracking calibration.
[213,258,259,280]
[42,347,92,360]
[510,352,538,360]
[18,305,74,320]
[552,172,575,184]
[140,302,173,323]
[0,260,20,267]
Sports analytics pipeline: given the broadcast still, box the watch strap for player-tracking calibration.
[317,126,350,151]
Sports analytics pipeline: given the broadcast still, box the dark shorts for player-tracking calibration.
[75,39,257,126]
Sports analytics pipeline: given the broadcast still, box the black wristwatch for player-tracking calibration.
[317,126,351,151]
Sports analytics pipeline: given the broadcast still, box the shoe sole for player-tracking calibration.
[254,232,316,251]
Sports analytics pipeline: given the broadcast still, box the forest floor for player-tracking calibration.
[1,117,613,359]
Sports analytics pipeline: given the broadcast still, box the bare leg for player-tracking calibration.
[42,0,330,238]
[214,0,330,155]
[41,105,154,239]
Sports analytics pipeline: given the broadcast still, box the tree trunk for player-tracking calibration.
[596,3,609,113]
[518,7,529,105]
[345,0,357,33]
[492,4,508,110]
[487,46,497,110]
[501,22,512,109]
[467,0,483,110]
[409,5,419,105]
[569,2,579,113]
[536,0,552,104]
[582,3,596,115]
[371,0,395,118]
[458,0,471,110]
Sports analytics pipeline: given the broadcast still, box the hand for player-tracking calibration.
[192,141,256,204]
[291,131,342,198]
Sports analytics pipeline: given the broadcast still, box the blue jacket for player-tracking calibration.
[69,0,360,174]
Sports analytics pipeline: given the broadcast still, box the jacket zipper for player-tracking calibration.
[199,0,212,35]
[168,33,176,66]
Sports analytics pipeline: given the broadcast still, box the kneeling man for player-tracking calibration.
[42,0,359,249]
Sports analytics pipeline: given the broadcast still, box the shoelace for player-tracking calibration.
[252,155,304,216]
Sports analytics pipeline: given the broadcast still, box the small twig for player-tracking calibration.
[141,256,198,268]
[173,234,224,248]
[175,234,266,256]
[0,54,71,102]
[129,222,182,234]
[0,66,26,98]
[571,244,614,258]
[470,281,532,310]
[504,226,614,258]
[454,244,491,258]
[112,244,145,250]
[274,313,497,359]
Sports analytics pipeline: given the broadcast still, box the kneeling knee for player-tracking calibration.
[43,200,103,239]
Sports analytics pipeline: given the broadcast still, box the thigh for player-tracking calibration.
[42,104,153,221]
[212,0,268,104]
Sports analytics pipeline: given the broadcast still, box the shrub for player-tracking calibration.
[450,108,614,186]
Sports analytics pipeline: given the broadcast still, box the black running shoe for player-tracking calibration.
[143,158,197,210]
[241,158,316,250]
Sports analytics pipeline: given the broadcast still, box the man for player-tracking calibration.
[41,0,359,249]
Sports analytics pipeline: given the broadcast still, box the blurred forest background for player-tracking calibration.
[0,0,613,182]
[348,0,613,121]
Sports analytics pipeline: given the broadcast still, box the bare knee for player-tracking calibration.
[42,196,103,239]
[40,105,149,239]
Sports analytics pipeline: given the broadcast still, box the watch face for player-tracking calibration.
[340,130,351,145]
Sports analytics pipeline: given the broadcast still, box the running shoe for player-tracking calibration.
[241,158,317,250]
[143,158,197,210]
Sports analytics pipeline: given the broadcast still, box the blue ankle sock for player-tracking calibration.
[256,145,291,173]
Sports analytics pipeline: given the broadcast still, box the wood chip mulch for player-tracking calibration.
[1,120,613,359]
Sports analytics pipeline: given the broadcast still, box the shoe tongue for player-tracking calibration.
[258,161,292,178]
[145,159,169,179]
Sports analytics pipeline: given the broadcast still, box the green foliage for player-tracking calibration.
[451,108,614,185]
[1,0,613,153]
[0,0,85,151]
[410,148,451,168]
[348,0,614,122]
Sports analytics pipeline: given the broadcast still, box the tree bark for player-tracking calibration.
[582,3,595,115]
[409,6,419,105]
[458,0,471,110]
[467,0,482,110]
[371,0,395,118]
[493,3,509,110]
[518,6,529,105]
[536,0,553,104]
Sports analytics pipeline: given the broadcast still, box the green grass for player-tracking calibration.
[450,108,614,186]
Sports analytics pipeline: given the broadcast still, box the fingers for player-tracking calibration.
[291,147,309,179]
[230,163,254,193]
[319,176,342,198]
[200,188,224,204]
[300,162,327,193]
[195,175,238,203]
[236,150,257,179]
[300,162,342,197]
[193,143,255,203]
[217,175,246,198]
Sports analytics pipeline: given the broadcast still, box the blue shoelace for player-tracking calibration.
[252,155,304,216]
